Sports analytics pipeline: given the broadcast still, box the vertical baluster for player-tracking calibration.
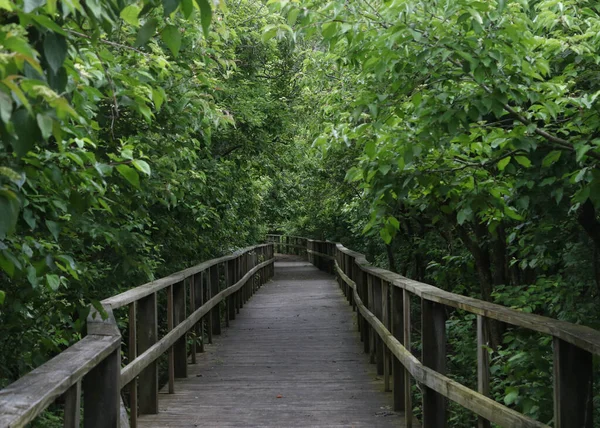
[199,272,205,353]
[372,276,384,375]
[367,274,376,364]
[128,302,137,427]
[392,286,405,412]
[477,315,491,428]
[403,289,412,427]
[553,338,593,428]
[190,276,197,364]
[167,285,175,393]
[381,280,391,391]
[138,293,158,414]
[422,299,447,428]
[210,264,221,336]
[63,381,80,428]
[173,280,187,378]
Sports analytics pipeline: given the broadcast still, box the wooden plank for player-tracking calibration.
[137,259,405,428]
[553,337,593,428]
[63,381,80,428]
[102,244,272,309]
[333,262,545,428]
[137,293,158,415]
[403,289,413,428]
[422,299,447,428]
[0,335,119,427]
[83,347,120,428]
[382,280,391,392]
[308,242,600,356]
[120,259,274,387]
[128,302,138,427]
[477,315,491,428]
[173,280,187,379]
[391,285,405,412]
[167,285,175,394]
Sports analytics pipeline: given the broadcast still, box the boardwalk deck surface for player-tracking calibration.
[139,257,405,427]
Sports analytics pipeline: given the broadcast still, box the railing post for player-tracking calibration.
[190,276,197,364]
[391,285,405,411]
[197,272,206,353]
[138,292,158,414]
[367,274,376,364]
[553,338,593,428]
[227,259,236,322]
[63,381,81,428]
[127,302,137,427]
[477,315,491,428]
[372,276,384,375]
[173,280,187,378]
[381,280,391,391]
[403,289,412,427]
[84,308,121,428]
[210,264,221,336]
[167,285,175,393]
[358,267,370,354]
[422,299,447,428]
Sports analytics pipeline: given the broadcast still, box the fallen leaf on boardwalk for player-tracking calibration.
[276,395,283,398]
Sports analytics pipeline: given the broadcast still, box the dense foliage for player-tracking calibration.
[264,0,600,425]
[0,0,301,394]
[2,0,600,425]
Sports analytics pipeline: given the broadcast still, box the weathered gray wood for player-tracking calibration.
[0,335,119,427]
[553,337,593,428]
[333,261,545,428]
[138,259,405,428]
[167,285,175,394]
[137,293,158,414]
[382,280,391,392]
[128,302,138,427]
[210,264,220,336]
[308,242,600,356]
[403,288,412,427]
[197,272,205,353]
[477,315,491,428]
[63,381,80,428]
[83,346,120,428]
[391,285,405,412]
[189,276,197,364]
[373,276,384,376]
[102,244,272,309]
[173,280,187,379]
[120,259,274,387]
[422,299,447,428]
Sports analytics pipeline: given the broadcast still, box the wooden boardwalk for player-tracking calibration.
[138,257,405,427]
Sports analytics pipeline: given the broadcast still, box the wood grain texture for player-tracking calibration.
[138,259,407,428]
[307,242,600,356]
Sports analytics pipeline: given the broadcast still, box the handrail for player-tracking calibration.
[0,243,275,428]
[286,236,598,428]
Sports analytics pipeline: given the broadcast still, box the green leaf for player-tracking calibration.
[46,274,60,291]
[497,156,511,171]
[45,220,60,240]
[117,164,140,188]
[0,91,12,123]
[380,227,392,244]
[132,159,151,175]
[36,113,53,139]
[0,290,5,305]
[514,155,531,168]
[0,190,20,238]
[163,0,179,16]
[196,0,212,37]
[181,0,194,18]
[161,25,182,56]
[43,32,67,73]
[24,0,45,13]
[27,266,38,288]
[0,0,13,11]
[12,108,40,158]
[457,208,470,225]
[575,144,591,162]
[135,18,158,47]
[120,4,141,26]
[542,150,561,167]
[504,389,519,406]
[262,25,278,42]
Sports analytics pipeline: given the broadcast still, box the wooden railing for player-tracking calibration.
[0,243,275,428]
[266,234,307,257]
[273,235,599,428]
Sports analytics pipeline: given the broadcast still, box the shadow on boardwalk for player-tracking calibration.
[139,257,405,427]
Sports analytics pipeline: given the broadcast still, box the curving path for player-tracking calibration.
[138,256,405,427]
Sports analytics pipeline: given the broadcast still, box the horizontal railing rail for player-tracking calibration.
[0,243,275,428]
[274,236,599,428]
[266,234,308,257]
